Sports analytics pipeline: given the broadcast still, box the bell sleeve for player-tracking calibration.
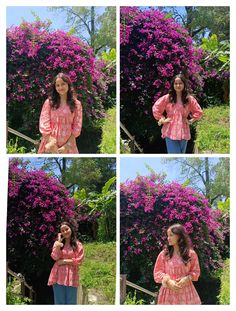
[152,95,168,120]
[189,250,201,281]
[153,250,169,284]
[71,100,83,138]
[51,242,62,261]
[189,96,203,120]
[72,241,84,266]
[39,99,52,136]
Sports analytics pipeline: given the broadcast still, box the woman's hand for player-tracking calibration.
[57,259,65,266]
[158,117,172,126]
[166,279,182,291]
[54,233,64,248]
[45,138,58,153]
[58,145,68,154]
[176,275,192,287]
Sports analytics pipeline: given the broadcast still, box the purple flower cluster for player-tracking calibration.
[120,174,229,283]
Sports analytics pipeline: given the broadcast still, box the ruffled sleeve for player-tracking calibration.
[189,96,203,120]
[51,242,62,261]
[153,250,169,283]
[71,100,83,137]
[72,241,84,266]
[189,250,200,281]
[152,95,168,120]
[39,99,52,136]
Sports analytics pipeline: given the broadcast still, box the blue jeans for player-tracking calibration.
[165,137,188,154]
[53,284,77,304]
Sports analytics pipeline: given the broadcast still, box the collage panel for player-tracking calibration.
[7,157,116,305]
[120,157,230,305]
[120,6,230,154]
[6,6,116,155]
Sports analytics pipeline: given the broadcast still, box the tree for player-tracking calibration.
[49,6,116,55]
[40,157,116,193]
[162,157,229,205]
[159,6,230,43]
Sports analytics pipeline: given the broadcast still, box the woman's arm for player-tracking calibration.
[188,97,203,124]
[51,241,63,261]
[71,100,83,138]
[57,242,84,266]
[152,95,169,123]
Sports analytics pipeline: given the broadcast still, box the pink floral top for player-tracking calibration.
[153,249,201,304]
[38,99,83,154]
[48,241,84,287]
[152,94,203,140]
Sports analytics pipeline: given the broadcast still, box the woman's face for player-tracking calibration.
[167,229,179,246]
[55,78,69,97]
[60,224,72,239]
[173,77,185,94]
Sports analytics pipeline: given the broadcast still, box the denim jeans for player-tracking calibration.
[53,284,77,304]
[165,137,188,154]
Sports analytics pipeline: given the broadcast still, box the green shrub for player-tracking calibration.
[124,291,145,305]
[7,279,31,305]
[99,107,116,153]
[195,106,229,153]
[7,138,27,154]
[218,259,230,304]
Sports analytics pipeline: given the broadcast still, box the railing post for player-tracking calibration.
[20,280,25,297]
[120,274,127,304]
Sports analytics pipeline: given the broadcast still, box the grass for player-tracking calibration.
[99,107,116,154]
[79,241,116,304]
[195,105,230,154]
[218,259,230,304]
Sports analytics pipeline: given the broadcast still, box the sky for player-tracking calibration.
[6,6,68,30]
[6,6,106,32]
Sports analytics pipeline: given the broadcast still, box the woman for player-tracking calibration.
[38,73,83,154]
[153,224,201,305]
[152,74,203,153]
[48,221,84,304]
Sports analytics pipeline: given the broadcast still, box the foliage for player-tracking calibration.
[74,176,116,242]
[120,7,204,152]
[160,7,230,43]
[7,138,27,154]
[200,35,229,105]
[7,20,113,153]
[195,106,230,153]
[218,198,230,212]
[217,259,230,304]
[79,242,116,304]
[7,279,31,305]
[124,291,145,305]
[40,157,116,193]
[7,159,79,279]
[120,174,229,291]
[120,139,132,154]
[99,107,116,154]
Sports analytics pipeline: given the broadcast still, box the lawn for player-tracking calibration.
[79,241,116,304]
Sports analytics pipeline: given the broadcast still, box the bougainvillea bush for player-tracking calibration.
[7,159,79,279]
[120,174,229,290]
[120,7,204,152]
[7,21,113,152]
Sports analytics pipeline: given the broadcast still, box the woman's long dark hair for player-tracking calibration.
[164,223,192,265]
[59,221,78,251]
[49,72,77,112]
[168,74,190,106]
